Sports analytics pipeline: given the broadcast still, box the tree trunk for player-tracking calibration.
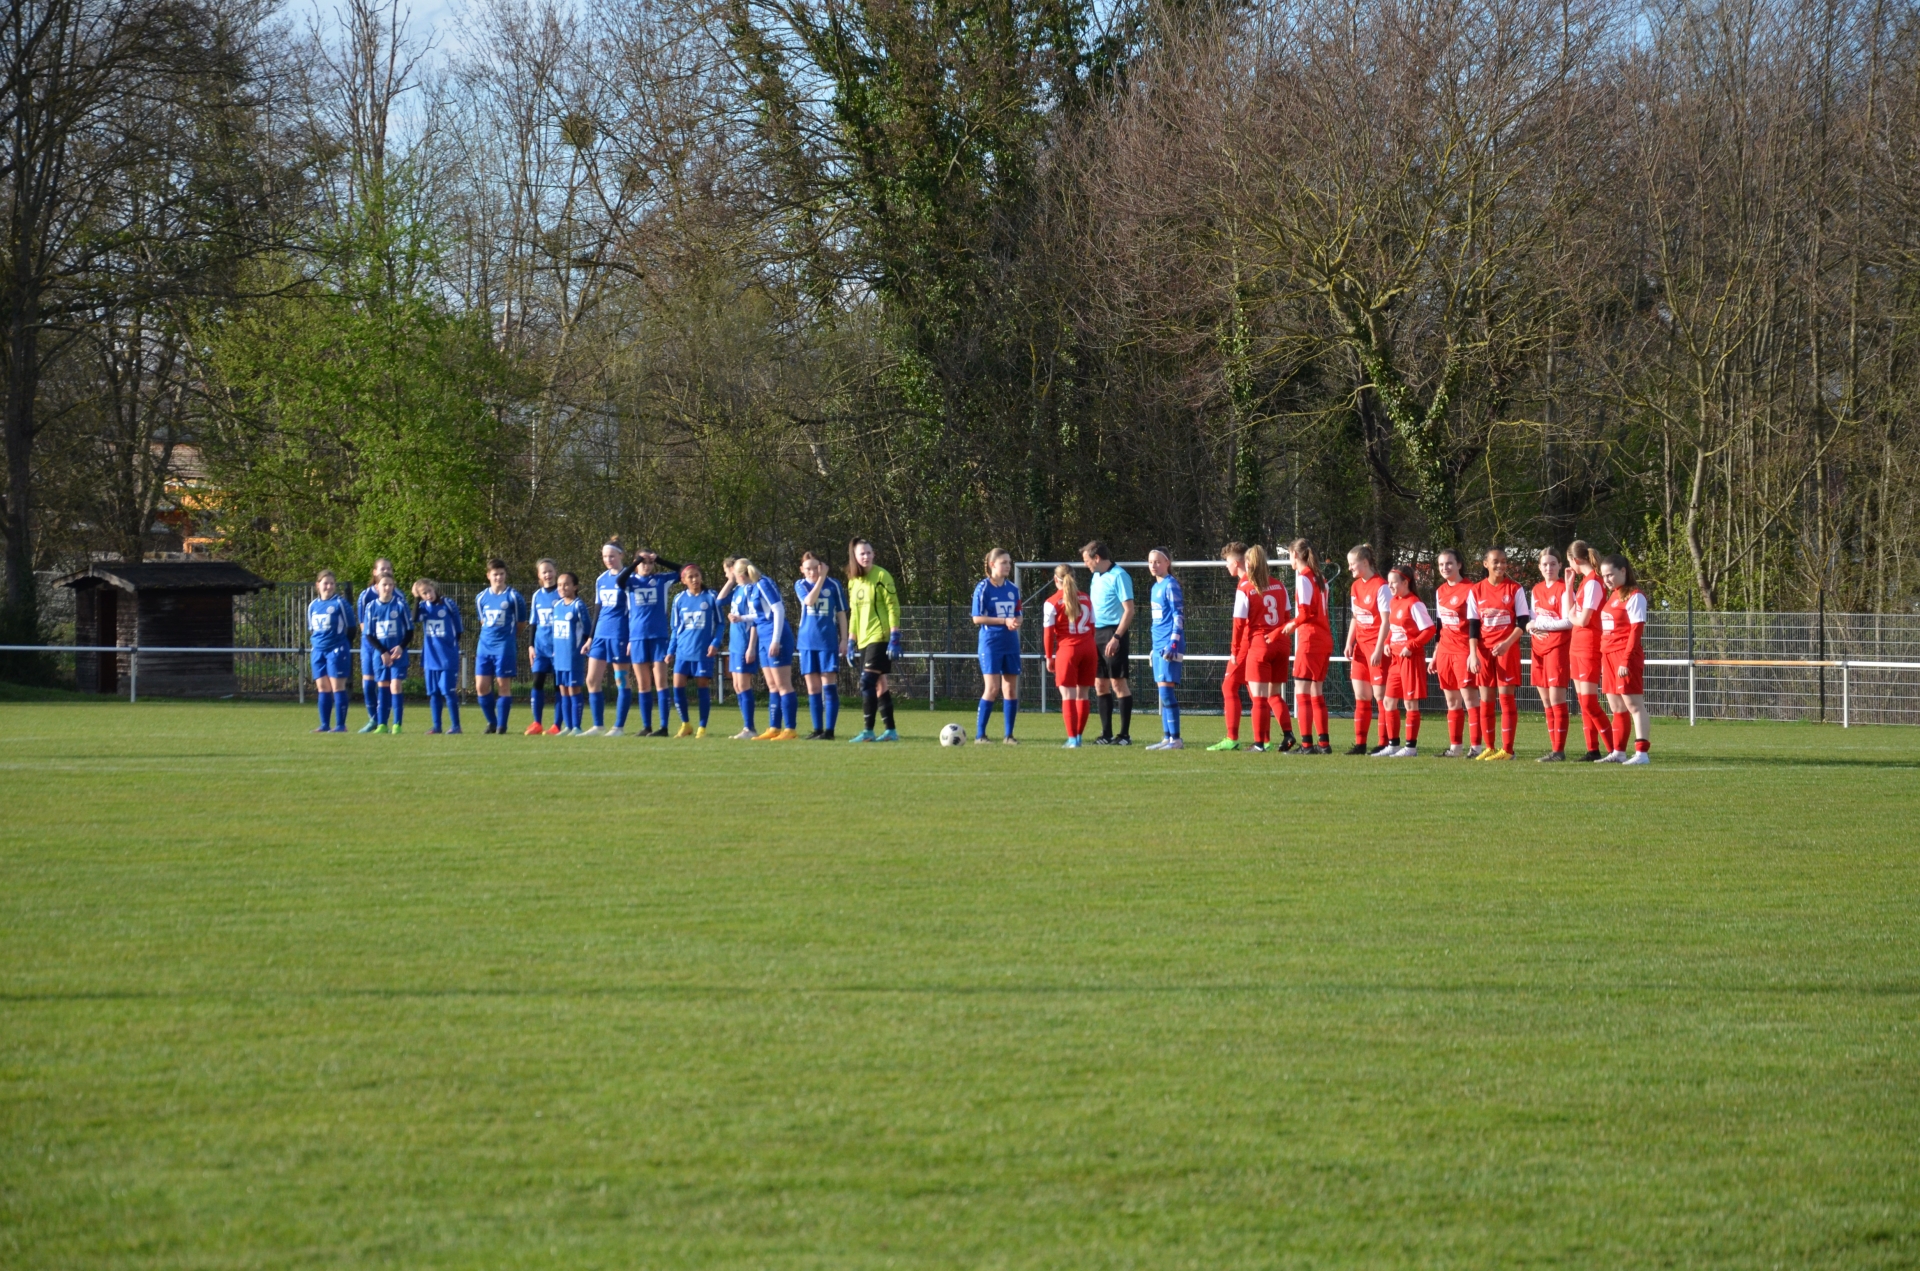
[4,305,39,631]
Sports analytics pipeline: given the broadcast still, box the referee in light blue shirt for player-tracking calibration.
[1081,540,1136,745]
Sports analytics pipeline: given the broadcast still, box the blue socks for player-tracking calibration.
[674,686,690,722]
[782,692,798,732]
[317,692,332,729]
[739,689,755,732]
[334,693,348,730]
[590,690,606,728]
[977,697,994,739]
[430,694,444,731]
[376,686,391,725]
[1159,685,1180,739]
[479,695,498,729]
[448,697,461,731]
[657,689,672,729]
[495,694,510,731]
[530,687,545,725]
[824,684,840,732]
[640,690,655,733]
[390,690,402,725]
[1003,698,1018,738]
[363,679,378,720]
[615,685,633,729]
[810,692,824,733]
[698,687,711,726]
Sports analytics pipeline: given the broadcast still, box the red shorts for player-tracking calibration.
[1602,645,1644,696]
[1476,641,1523,690]
[1052,640,1097,689]
[1222,656,1245,692]
[1433,641,1473,692]
[1349,640,1387,685]
[1292,629,1332,682]
[1570,638,1602,686]
[1242,641,1288,685]
[1384,655,1428,703]
[1530,640,1569,689]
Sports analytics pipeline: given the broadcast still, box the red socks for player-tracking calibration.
[1064,699,1092,737]
[1271,695,1292,737]
[1578,693,1604,751]
[1252,697,1271,744]
[1612,711,1632,752]
[1499,694,1517,753]
[1406,708,1421,744]
[1546,702,1568,753]
[1223,684,1242,741]
[1447,708,1464,746]
[1355,699,1374,747]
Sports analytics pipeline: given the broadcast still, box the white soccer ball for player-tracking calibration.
[939,722,966,747]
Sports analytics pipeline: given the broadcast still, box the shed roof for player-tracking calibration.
[57,561,269,593]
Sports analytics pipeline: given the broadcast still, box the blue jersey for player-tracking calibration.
[475,588,526,652]
[592,567,633,642]
[529,586,560,654]
[362,595,412,652]
[1090,565,1135,627]
[1150,575,1185,655]
[728,581,768,654]
[671,590,722,660]
[972,578,1021,657]
[625,569,678,641]
[307,594,353,653]
[794,577,846,652]
[748,577,788,646]
[549,597,587,672]
[356,586,383,642]
[414,597,464,671]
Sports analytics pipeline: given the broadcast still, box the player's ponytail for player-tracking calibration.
[983,547,1010,576]
[1245,545,1271,590]
[1053,564,1081,624]
[1567,540,1593,573]
[1290,539,1317,573]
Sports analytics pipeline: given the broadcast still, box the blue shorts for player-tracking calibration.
[755,626,793,670]
[553,667,580,689]
[375,651,409,682]
[360,641,381,677]
[799,648,839,676]
[728,645,759,675]
[978,646,1021,677]
[311,648,350,679]
[1152,650,1184,685]
[587,635,628,665]
[475,648,516,679]
[424,669,458,697]
[630,636,669,665]
[530,648,553,673]
[674,656,715,681]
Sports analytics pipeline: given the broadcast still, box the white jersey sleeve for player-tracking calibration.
[1514,585,1533,618]
[1410,600,1435,632]
[1233,590,1250,619]
[1296,575,1315,608]
[1627,592,1649,624]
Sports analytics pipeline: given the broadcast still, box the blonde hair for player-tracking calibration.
[735,558,762,585]
[1567,539,1595,572]
[412,578,440,601]
[1052,564,1082,624]
[1245,545,1271,590]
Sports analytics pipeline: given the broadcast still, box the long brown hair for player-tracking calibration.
[847,537,872,580]
[1245,544,1272,590]
[1567,539,1595,574]
[1290,539,1318,573]
[1053,564,1082,624]
[1601,553,1637,594]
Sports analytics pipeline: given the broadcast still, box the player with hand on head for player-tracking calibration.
[548,573,588,734]
[1208,542,1251,751]
[971,548,1022,744]
[1432,548,1484,756]
[1146,549,1186,750]
[1378,565,1435,757]
[526,559,560,734]
[845,538,902,743]
[362,573,413,734]
[307,570,354,732]
[1564,541,1610,761]
[1234,545,1296,753]
[1598,554,1652,764]
[1469,547,1532,760]
[413,579,464,735]
[1344,544,1393,755]
[1284,539,1334,753]
[1044,564,1097,747]
[355,558,395,731]
[738,559,796,740]
[581,540,638,736]
[669,563,721,737]
[1082,541,1135,745]
[1528,547,1574,761]
[625,548,682,737]
[797,552,850,739]
[474,558,528,735]
[720,558,761,739]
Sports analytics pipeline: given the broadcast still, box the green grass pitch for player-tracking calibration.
[3,698,1918,1268]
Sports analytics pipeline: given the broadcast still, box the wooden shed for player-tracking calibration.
[59,562,269,697]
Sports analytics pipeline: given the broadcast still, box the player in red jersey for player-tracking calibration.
[1210,542,1252,751]
[1378,565,1435,757]
[1468,547,1532,760]
[1431,548,1484,756]
[1564,540,1610,761]
[1282,538,1334,753]
[1043,564,1098,748]
[1597,553,1651,764]
[1527,547,1573,761]
[1343,544,1393,755]
[1232,545,1297,752]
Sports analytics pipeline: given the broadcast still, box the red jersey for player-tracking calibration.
[1234,578,1292,639]
[1042,590,1094,658]
[1529,579,1570,653]
[1599,587,1648,654]
[1291,566,1331,634]
[1386,594,1436,655]
[1347,575,1392,654]
[1472,578,1532,649]
[1433,580,1479,649]
[1567,573,1606,651]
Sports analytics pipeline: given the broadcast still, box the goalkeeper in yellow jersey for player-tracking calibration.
[844,537,903,742]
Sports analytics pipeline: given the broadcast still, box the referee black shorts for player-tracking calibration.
[1094,625,1130,682]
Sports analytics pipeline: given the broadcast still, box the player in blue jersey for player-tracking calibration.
[306,570,354,732]
[473,558,528,735]
[731,559,795,740]
[548,573,589,734]
[362,573,413,733]
[795,551,848,739]
[624,549,682,737]
[525,558,560,734]
[355,557,394,730]
[582,539,638,736]
[1145,549,1186,750]
[669,563,722,737]
[971,548,1023,744]
[720,557,762,739]
[412,578,465,734]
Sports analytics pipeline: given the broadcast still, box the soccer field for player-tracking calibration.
[2,700,1917,1268]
